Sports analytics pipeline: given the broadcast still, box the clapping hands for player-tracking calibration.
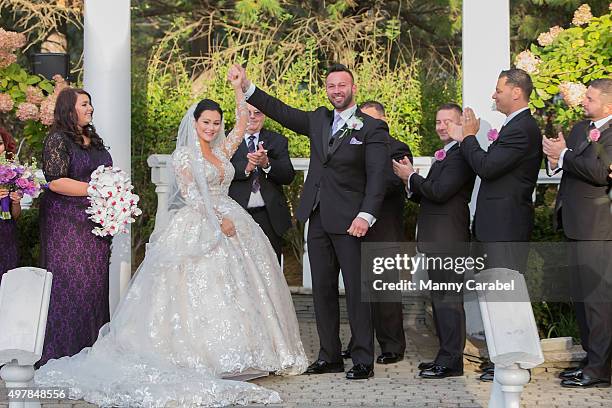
[246,142,269,173]
[447,107,480,142]
[392,156,416,183]
[542,132,567,169]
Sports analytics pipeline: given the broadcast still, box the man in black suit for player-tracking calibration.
[230,63,389,380]
[229,103,295,263]
[394,103,475,379]
[448,69,543,382]
[543,78,612,389]
[341,101,411,365]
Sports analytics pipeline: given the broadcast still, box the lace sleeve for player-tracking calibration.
[172,148,198,202]
[172,148,223,222]
[220,95,249,159]
[42,133,70,182]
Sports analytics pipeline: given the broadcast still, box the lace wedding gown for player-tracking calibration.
[35,103,308,407]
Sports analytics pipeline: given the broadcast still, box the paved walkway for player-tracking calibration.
[2,294,611,407]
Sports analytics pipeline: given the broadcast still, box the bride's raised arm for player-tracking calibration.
[220,75,249,159]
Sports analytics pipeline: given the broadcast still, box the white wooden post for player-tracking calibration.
[83,0,131,316]
[463,3,545,406]
[462,0,510,352]
[463,0,511,216]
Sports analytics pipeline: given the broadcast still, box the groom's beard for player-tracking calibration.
[328,90,354,110]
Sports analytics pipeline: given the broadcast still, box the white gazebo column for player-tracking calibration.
[463,3,543,406]
[462,0,511,338]
[83,0,131,316]
[463,0,510,216]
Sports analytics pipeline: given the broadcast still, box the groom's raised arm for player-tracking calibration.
[246,84,311,137]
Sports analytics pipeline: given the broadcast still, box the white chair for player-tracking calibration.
[475,268,544,408]
[0,267,53,408]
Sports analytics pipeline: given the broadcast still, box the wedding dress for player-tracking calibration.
[35,100,308,407]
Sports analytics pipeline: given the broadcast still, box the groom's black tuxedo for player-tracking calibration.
[248,86,389,367]
[248,88,388,232]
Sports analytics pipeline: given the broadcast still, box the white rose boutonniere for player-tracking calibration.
[339,115,364,139]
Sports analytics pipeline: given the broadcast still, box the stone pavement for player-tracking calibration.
[2,294,611,407]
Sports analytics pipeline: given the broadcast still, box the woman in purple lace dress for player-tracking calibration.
[0,127,22,277]
[39,88,113,366]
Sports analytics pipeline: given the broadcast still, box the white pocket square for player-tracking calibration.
[349,137,363,145]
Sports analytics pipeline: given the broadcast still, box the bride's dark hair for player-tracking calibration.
[193,99,223,120]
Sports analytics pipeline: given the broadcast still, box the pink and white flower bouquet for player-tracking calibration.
[86,166,142,237]
[0,153,47,219]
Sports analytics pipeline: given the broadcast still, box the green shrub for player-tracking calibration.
[15,206,40,267]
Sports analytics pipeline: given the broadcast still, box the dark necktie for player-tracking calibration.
[247,135,260,193]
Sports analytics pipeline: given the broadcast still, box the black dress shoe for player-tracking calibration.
[305,359,344,375]
[376,352,404,365]
[559,367,583,379]
[418,361,436,370]
[341,349,351,359]
[479,371,495,382]
[419,364,463,379]
[561,373,610,388]
[479,361,494,372]
[346,364,374,380]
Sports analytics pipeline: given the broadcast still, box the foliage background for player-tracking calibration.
[3,0,611,341]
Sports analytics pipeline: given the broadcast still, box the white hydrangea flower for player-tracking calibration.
[515,50,541,74]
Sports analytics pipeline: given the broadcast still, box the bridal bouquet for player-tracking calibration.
[0,153,47,219]
[86,165,142,237]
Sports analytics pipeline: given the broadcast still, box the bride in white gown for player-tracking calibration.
[35,72,308,407]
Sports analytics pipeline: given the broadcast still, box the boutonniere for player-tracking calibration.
[434,148,446,161]
[338,115,364,139]
[588,128,600,143]
[487,128,499,142]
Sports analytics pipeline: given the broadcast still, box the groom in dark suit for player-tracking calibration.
[448,68,543,382]
[229,103,295,263]
[230,63,388,379]
[543,78,612,389]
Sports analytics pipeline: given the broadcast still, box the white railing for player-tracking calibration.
[147,155,561,288]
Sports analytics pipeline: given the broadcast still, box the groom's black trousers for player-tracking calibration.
[307,208,374,366]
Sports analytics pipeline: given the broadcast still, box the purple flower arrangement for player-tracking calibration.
[0,153,47,219]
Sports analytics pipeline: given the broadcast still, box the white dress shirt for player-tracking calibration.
[502,106,530,127]
[332,105,358,134]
